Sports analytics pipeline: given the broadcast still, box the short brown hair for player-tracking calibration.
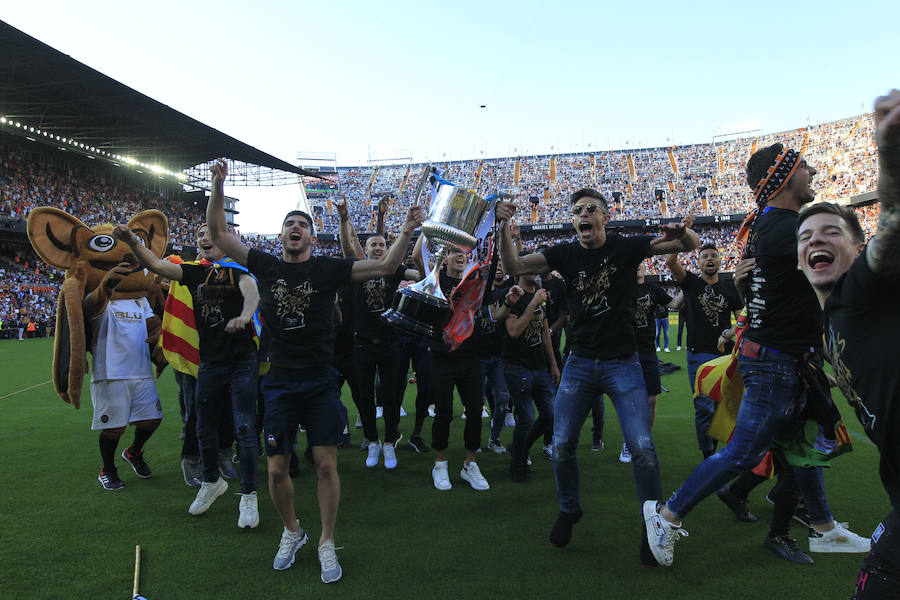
[796,202,865,244]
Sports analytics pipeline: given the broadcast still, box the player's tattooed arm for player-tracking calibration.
[868,89,900,275]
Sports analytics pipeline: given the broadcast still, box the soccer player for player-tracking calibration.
[643,141,865,567]
[495,188,699,556]
[335,197,419,470]
[666,244,742,458]
[796,88,900,598]
[504,261,560,482]
[114,222,262,528]
[206,159,423,584]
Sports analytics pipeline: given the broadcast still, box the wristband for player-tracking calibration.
[721,329,731,340]
[504,298,515,308]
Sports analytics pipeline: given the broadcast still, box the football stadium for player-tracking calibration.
[0,8,896,600]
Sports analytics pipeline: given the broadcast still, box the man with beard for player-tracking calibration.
[206,160,423,584]
[796,89,900,598]
[115,222,260,527]
[505,261,561,482]
[666,244,742,459]
[496,188,699,558]
[644,141,864,567]
[335,197,419,470]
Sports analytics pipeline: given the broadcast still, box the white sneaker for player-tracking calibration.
[318,540,343,583]
[481,407,489,418]
[643,500,689,567]
[188,477,228,515]
[461,461,490,491]
[400,406,408,417]
[376,406,383,419]
[273,520,308,570]
[542,444,553,460]
[656,346,661,352]
[505,412,516,427]
[619,442,632,463]
[238,491,259,528]
[432,460,452,490]
[354,414,362,429]
[488,439,506,454]
[676,346,682,351]
[427,404,436,418]
[383,443,398,470]
[664,347,671,353]
[809,522,872,553]
[365,440,382,468]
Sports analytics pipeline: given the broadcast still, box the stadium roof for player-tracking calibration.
[0,20,312,181]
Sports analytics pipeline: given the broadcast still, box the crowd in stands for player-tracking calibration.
[0,112,883,341]
[315,114,877,236]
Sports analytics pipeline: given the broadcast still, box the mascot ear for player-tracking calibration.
[26,207,90,269]
[128,210,169,258]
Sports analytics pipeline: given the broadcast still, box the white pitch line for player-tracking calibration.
[0,380,52,400]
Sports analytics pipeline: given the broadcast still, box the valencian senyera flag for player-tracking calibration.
[160,257,261,377]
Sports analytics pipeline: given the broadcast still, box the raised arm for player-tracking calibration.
[376,196,389,238]
[350,205,423,282]
[868,89,900,275]
[225,273,259,333]
[649,214,700,256]
[335,196,364,260]
[113,225,183,281]
[495,202,549,276]
[665,253,688,283]
[667,290,684,310]
[206,160,250,266]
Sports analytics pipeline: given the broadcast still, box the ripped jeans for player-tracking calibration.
[552,353,661,513]
[197,354,259,493]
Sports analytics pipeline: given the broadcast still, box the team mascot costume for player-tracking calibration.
[27,207,169,490]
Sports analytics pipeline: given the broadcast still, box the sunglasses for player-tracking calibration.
[572,203,603,216]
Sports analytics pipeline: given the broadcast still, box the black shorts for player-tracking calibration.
[261,366,347,455]
[638,351,661,396]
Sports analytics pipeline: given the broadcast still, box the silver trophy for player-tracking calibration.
[382,174,499,341]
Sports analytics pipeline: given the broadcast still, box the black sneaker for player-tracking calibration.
[549,508,583,547]
[98,468,125,490]
[508,462,531,483]
[121,447,152,479]
[716,486,758,522]
[408,435,430,454]
[764,534,814,565]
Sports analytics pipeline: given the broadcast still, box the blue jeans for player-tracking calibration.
[667,349,805,519]
[482,357,511,441]
[553,354,661,513]
[687,350,720,456]
[656,318,669,348]
[197,355,259,493]
[503,363,554,465]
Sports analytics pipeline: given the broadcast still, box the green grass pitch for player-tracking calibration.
[0,338,886,599]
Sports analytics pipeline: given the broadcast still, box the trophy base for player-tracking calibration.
[382,287,451,341]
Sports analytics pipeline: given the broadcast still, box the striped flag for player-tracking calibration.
[160,258,261,376]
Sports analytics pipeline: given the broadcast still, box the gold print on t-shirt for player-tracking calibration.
[362,277,387,312]
[635,292,652,328]
[698,286,728,326]
[574,263,616,317]
[522,305,544,347]
[196,283,224,327]
[272,279,314,330]
[827,325,875,433]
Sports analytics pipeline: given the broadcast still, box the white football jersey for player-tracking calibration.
[90,297,154,381]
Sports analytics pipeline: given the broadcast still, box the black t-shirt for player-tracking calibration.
[634,282,673,354]
[503,289,548,370]
[825,252,900,506]
[429,269,478,359]
[334,286,354,358]
[744,207,822,353]
[470,282,512,359]
[180,263,257,362]
[679,271,742,355]
[353,264,406,341]
[541,234,653,359]
[247,249,354,369]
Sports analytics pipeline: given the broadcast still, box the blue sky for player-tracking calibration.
[3,1,897,232]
